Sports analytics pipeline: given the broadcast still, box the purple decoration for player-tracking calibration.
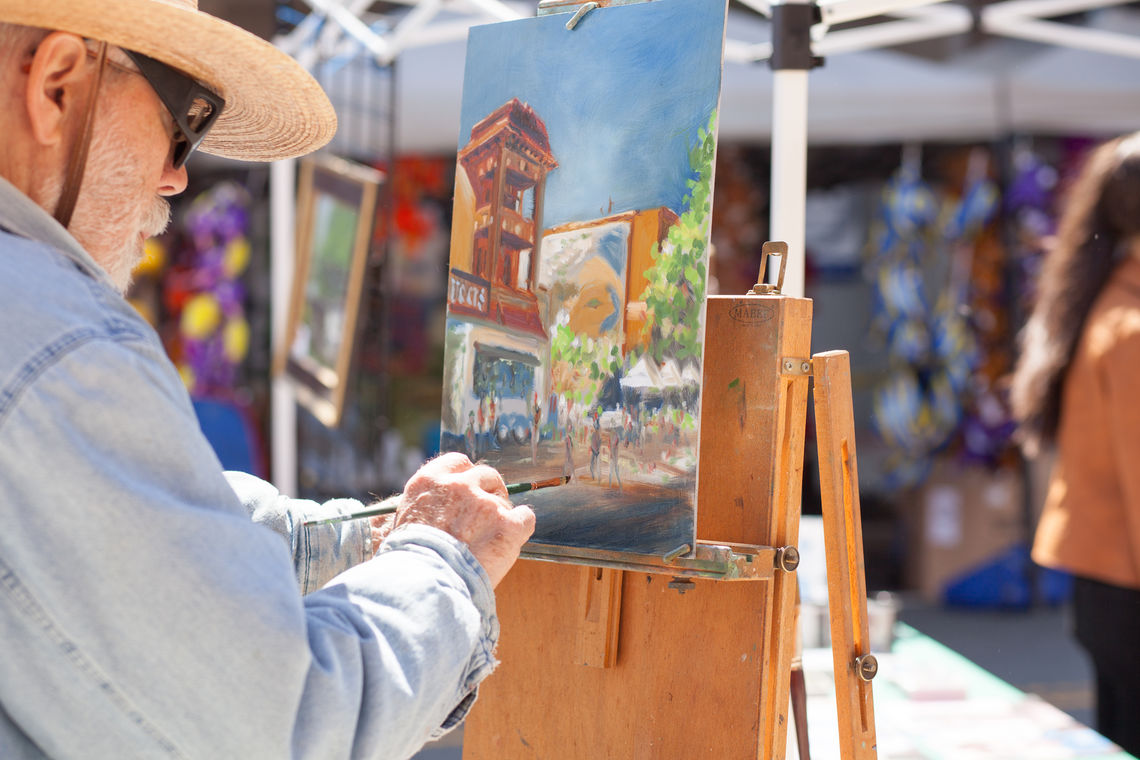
[176,182,253,397]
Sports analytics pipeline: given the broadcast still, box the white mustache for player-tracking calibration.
[142,197,172,239]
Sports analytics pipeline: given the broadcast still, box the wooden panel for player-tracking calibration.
[812,351,878,760]
[463,294,812,760]
[575,567,623,668]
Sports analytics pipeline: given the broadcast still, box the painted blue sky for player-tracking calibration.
[459,0,727,227]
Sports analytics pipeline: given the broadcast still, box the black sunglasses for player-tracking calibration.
[121,50,225,169]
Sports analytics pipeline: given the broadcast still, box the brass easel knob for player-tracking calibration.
[854,653,878,682]
[774,545,800,573]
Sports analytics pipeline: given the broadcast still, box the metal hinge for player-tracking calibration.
[780,357,812,376]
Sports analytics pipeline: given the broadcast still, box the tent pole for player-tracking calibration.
[270,158,299,495]
[770,69,809,298]
[768,0,819,298]
[765,0,954,297]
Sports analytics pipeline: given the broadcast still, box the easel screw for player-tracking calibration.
[855,654,878,681]
[775,545,801,573]
[667,577,696,595]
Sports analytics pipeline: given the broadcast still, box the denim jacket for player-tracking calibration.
[0,176,497,759]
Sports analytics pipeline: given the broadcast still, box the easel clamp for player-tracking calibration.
[521,539,801,581]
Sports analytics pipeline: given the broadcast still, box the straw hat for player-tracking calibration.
[0,0,337,161]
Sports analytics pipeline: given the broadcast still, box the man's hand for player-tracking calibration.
[393,453,535,587]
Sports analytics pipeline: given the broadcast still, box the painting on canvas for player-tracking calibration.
[441,0,727,558]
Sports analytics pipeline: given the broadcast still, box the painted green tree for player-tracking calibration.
[549,324,620,410]
[638,110,716,364]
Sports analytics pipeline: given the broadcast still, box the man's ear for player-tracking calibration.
[24,32,89,149]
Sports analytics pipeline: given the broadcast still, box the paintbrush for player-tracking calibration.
[300,474,571,528]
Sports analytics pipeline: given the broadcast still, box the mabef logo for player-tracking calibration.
[728,302,775,324]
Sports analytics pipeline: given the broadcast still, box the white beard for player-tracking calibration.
[37,110,172,294]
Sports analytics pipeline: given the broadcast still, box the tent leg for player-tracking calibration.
[769,67,809,299]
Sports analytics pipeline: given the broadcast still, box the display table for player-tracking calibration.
[791,624,1134,760]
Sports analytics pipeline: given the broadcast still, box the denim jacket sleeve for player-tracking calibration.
[223,470,374,594]
[0,327,498,760]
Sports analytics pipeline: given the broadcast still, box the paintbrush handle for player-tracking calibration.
[301,494,400,528]
[300,474,570,528]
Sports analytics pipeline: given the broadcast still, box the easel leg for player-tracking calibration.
[791,592,811,760]
[812,350,878,760]
[793,592,811,760]
[759,355,812,760]
[790,666,810,760]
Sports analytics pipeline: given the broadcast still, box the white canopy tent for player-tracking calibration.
[719,25,1005,144]
[682,361,702,386]
[267,0,1140,490]
[658,359,685,389]
[309,7,1008,154]
[1001,7,1140,134]
[619,354,665,390]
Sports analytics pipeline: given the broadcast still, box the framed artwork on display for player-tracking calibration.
[276,154,383,427]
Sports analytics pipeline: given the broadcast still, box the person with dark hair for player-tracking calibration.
[1010,132,1140,756]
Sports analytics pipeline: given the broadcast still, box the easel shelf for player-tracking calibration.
[521,540,794,581]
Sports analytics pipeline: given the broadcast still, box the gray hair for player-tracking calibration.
[0,22,50,73]
[0,24,138,79]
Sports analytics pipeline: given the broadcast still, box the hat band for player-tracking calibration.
[54,41,109,229]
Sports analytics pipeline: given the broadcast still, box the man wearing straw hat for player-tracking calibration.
[0,2,535,758]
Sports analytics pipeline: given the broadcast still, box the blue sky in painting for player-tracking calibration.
[458,0,726,227]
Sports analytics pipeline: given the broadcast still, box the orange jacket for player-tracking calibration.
[1034,254,1140,590]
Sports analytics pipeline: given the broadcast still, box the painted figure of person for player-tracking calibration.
[465,410,477,460]
[607,428,622,491]
[530,405,541,464]
[589,417,602,480]
[489,396,498,450]
[562,424,575,479]
[476,398,485,459]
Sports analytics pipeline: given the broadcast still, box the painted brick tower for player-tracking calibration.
[457,98,559,335]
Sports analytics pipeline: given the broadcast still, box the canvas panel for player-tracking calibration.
[441,0,727,557]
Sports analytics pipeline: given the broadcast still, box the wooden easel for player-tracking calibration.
[463,244,878,759]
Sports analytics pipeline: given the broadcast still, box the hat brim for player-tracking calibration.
[0,0,337,162]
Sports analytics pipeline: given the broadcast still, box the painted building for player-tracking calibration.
[444,99,559,440]
[538,207,679,356]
